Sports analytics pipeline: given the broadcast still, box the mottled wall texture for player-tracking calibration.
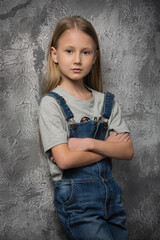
[1,0,160,239]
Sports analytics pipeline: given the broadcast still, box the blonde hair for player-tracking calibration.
[42,16,102,94]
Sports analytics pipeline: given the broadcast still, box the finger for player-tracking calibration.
[123,135,130,142]
[122,133,130,140]
[118,133,130,141]
[112,133,124,141]
[110,131,117,136]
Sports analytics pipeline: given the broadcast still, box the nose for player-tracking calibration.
[74,52,81,65]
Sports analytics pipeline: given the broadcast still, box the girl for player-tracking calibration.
[39,16,134,240]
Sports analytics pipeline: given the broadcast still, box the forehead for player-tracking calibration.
[58,28,96,48]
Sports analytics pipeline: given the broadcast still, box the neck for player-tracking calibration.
[60,78,85,94]
[59,79,92,100]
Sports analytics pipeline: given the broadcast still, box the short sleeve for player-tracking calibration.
[39,96,68,152]
[108,100,130,133]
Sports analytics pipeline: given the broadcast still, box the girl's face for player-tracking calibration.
[51,28,97,84]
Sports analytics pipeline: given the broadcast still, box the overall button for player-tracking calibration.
[71,124,77,131]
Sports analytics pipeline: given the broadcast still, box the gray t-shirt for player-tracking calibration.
[39,86,130,180]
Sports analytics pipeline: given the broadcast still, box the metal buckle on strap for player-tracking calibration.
[103,122,108,129]
[61,99,66,105]
[56,98,66,105]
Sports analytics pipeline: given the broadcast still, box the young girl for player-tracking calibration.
[39,16,134,240]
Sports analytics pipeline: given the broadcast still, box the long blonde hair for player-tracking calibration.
[42,16,102,94]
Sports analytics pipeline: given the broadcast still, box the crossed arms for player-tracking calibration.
[51,132,134,170]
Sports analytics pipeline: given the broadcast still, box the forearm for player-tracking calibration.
[89,139,134,160]
[51,143,104,170]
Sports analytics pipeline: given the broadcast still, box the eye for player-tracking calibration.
[83,51,89,55]
[65,49,72,54]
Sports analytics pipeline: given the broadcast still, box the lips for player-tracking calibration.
[72,68,82,73]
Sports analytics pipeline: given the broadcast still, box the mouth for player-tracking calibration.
[72,68,82,73]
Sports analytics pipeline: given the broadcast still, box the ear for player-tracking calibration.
[51,47,58,64]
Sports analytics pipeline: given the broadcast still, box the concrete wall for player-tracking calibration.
[1,0,160,239]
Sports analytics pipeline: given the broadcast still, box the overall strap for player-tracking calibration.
[102,92,114,119]
[42,92,74,120]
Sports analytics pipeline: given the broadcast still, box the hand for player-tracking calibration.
[106,131,130,142]
[50,138,91,162]
[68,138,90,151]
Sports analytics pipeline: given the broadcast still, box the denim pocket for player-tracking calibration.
[54,181,74,206]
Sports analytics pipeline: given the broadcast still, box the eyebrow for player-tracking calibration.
[64,46,94,50]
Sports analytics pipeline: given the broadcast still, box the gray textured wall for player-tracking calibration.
[1,0,160,239]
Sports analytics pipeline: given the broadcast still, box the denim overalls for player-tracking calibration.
[45,91,128,240]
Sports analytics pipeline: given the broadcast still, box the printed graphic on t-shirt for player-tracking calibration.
[80,116,102,122]
[80,117,90,122]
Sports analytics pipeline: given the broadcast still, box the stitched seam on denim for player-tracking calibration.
[107,182,113,211]
[70,120,97,127]
[61,103,74,120]
[60,105,71,120]
[102,93,106,117]
[43,92,74,120]
[53,179,100,184]
[103,181,109,218]
[104,176,113,182]
[103,92,114,119]
[67,216,76,240]
[67,178,101,183]
[62,181,74,206]
[93,122,100,139]
[61,206,76,240]
[107,94,112,118]
[56,177,113,183]
[96,162,101,179]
